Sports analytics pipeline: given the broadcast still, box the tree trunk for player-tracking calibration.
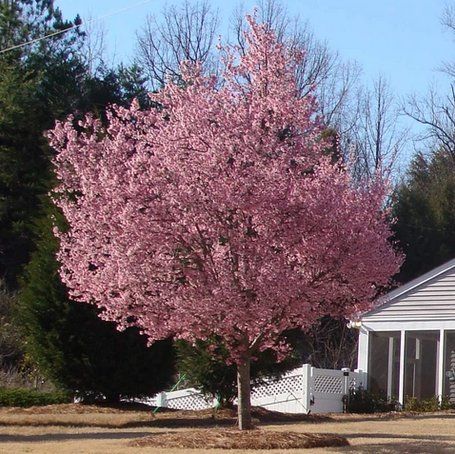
[237,357,253,430]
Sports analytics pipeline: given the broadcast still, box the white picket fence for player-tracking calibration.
[147,364,367,414]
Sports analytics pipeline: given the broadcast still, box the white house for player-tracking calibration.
[355,258,455,405]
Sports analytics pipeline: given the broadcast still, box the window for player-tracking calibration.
[444,331,455,402]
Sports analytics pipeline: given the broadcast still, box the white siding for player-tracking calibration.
[364,266,455,323]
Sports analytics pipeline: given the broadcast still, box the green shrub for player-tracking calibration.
[346,387,398,413]
[440,396,455,410]
[404,396,455,412]
[0,387,71,407]
[348,390,455,413]
[176,330,304,407]
[18,210,176,403]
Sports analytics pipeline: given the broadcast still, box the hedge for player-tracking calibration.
[0,387,71,407]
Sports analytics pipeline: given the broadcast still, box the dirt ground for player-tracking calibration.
[1,405,455,453]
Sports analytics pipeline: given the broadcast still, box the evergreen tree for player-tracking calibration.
[18,207,175,402]
[0,283,22,368]
[0,1,150,288]
[1,1,169,397]
[176,332,303,407]
[0,0,84,287]
[393,149,455,282]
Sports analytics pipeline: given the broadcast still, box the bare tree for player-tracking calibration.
[232,1,356,96]
[137,0,362,155]
[135,0,407,177]
[351,76,408,180]
[442,3,455,30]
[80,15,107,76]
[301,317,358,370]
[402,5,455,162]
[404,85,455,161]
[136,0,219,90]
[441,4,455,77]
[231,0,294,55]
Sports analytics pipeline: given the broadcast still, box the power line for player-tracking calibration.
[0,0,153,55]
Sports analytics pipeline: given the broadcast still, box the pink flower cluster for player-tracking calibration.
[49,17,402,364]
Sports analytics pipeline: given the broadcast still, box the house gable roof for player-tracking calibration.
[362,258,455,319]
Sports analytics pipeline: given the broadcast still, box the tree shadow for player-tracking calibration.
[333,440,455,453]
[0,417,238,430]
[335,432,455,442]
[123,417,238,428]
[0,430,162,443]
[321,431,455,453]
[325,411,455,424]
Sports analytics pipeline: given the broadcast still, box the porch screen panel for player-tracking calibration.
[404,331,438,400]
[368,331,400,398]
[444,331,455,402]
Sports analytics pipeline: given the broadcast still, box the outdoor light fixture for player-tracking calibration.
[347,321,362,329]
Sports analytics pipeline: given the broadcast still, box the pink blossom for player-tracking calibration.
[49,17,402,366]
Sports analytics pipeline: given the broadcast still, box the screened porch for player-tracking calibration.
[355,258,455,405]
[366,329,455,403]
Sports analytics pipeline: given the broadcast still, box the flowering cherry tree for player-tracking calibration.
[49,17,402,429]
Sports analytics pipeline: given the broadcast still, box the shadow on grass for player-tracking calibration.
[318,410,455,424]
[315,431,455,454]
[333,440,455,453]
[330,432,455,442]
[0,408,332,429]
[0,430,162,443]
[0,417,315,429]
[2,412,454,430]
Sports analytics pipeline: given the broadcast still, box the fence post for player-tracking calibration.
[301,364,312,414]
[341,367,350,395]
[156,391,167,408]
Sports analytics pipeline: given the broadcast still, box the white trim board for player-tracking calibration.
[362,320,455,332]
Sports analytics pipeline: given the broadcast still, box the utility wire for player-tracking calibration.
[0,0,153,55]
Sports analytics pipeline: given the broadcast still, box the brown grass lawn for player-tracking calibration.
[1,404,455,453]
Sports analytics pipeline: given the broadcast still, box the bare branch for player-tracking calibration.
[351,76,409,180]
[403,83,455,161]
[80,15,107,76]
[135,0,219,90]
[439,5,455,77]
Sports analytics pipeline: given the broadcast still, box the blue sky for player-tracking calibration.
[55,0,452,99]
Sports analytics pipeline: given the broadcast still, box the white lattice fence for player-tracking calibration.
[147,365,366,414]
[147,388,214,410]
[250,367,308,413]
[313,373,344,394]
[251,372,304,399]
[166,389,213,410]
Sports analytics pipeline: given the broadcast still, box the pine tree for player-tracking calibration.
[0,0,85,287]
[0,2,151,287]
[393,149,455,282]
[1,1,172,398]
[18,206,175,402]
[176,332,303,407]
